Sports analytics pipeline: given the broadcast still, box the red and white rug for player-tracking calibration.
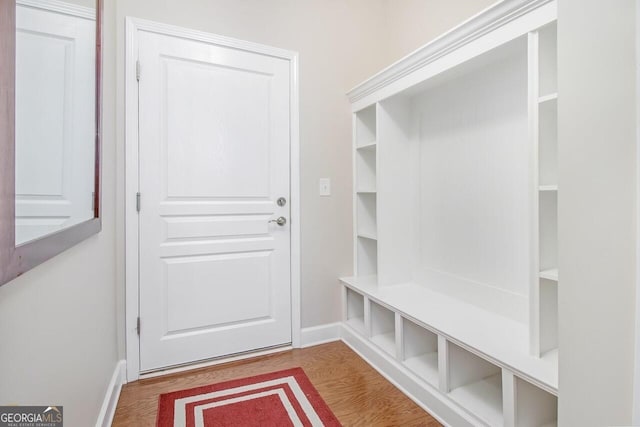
[157,367,342,426]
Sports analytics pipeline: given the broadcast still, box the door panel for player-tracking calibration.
[138,31,291,372]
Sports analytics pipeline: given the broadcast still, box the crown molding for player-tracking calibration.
[347,0,553,104]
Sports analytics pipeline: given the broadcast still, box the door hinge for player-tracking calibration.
[136,192,141,213]
[136,60,141,81]
[136,317,141,335]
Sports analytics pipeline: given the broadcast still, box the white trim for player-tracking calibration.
[95,360,126,427]
[299,323,342,348]
[633,0,640,423]
[290,51,301,349]
[124,16,141,383]
[124,17,301,381]
[347,0,552,104]
[16,0,95,20]
[139,346,293,380]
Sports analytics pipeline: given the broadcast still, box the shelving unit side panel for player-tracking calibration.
[528,29,542,357]
[502,370,516,427]
[352,113,359,276]
[376,97,418,286]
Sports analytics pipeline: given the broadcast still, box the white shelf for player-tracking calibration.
[340,276,558,391]
[371,332,396,356]
[356,189,376,194]
[539,185,558,192]
[538,92,558,104]
[540,268,558,281]
[357,141,377,150]
[357,233,377,241]
[449,373,503,427]
[404,353,439,386]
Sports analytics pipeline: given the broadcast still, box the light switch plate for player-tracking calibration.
[319,178,331,196]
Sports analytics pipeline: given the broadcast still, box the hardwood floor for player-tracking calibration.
[113,341,441,426]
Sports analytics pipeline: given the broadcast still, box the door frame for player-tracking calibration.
[124,17,300,382]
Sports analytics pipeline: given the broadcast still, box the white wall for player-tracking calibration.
[0,3,119,427]
[380,0,495,62]
[558,0,637,425]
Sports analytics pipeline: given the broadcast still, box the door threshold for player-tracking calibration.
[139,344,293,380]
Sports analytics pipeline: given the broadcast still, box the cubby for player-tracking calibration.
[356,236,377,276]
[355,149,376,192]
[401,318,439,387]
[515,376,558,427]
[447,343,503,427]
[355,104,376,148]
[345,287,365,335]
[341,1,559,425]
[356,192,377,239]
[369,301,395,357]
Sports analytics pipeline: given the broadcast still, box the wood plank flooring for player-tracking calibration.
[113,341,441,426]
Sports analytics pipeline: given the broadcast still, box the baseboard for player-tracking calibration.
[299,322,341,348]
[340,324,478,427]
[95,360,126,427]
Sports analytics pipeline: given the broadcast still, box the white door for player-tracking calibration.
[137,30,292,372]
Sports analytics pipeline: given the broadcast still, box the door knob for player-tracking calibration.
[269,216,287,226]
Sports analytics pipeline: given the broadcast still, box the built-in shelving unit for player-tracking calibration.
[531,21,559,358]
[354,104,378,275]
[341,1,559,425]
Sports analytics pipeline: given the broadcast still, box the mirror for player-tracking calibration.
[15,0,97,245]
[0,0,102,286]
